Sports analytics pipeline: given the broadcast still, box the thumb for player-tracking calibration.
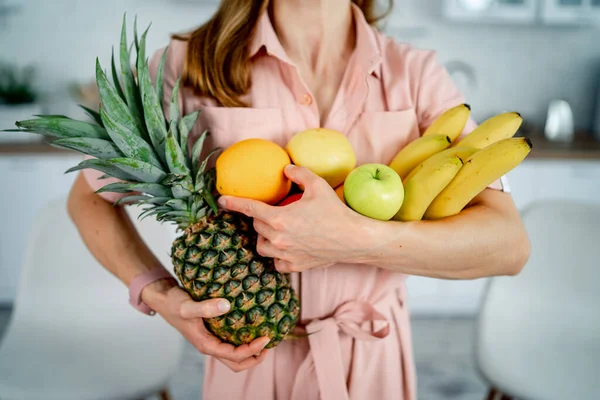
[284,165,322,190]
[180,298,231,319]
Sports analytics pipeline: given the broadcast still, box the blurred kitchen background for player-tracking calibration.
[1,0,599,399]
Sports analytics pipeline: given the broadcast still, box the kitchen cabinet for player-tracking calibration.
[540,0,600,25]
[406,157,600,316]
[443,0,600,25]
[443,0,538,24]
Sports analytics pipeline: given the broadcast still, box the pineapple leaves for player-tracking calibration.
[114,195,152,206]
[100,108,163,168]
[125,183,172,197]
[95,58,146,141]
[32,114,69,119]
[119,14,145,131]
[105,158,167,183]
[161,211,193,220]
[165,127,190,176]
[136,23,151,77]
[137,31,168,164]
[141,92,167,165]
[111,47,126,102]
[133,15,140,54]
[155,46,168,106]
[95,182,133,194]
[66,158,166,184]
[50,137,124,159]
[96,182,172,197]
[78,105,104,127]
[13,117,110,140]
[169,78,181,139]
[202,189,219,215]
[179,110,199,158]
[191,129,208,176]
[165,199,188,211]
[65,158,139,182]
[195,148,221,192]
[137,206,171,221]
[165,127,193,199]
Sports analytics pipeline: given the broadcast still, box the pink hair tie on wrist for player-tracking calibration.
[128,267,174,315]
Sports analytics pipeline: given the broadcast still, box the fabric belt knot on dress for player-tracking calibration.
[290,300,391,400]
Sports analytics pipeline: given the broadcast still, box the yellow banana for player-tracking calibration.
[422,103,471,142]
[403,146,479,183]
[424,137,532,220]
[388,134,451,179]
[454,112,523,149]
[392,155,464,222]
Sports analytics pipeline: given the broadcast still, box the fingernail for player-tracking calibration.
[217,197,226,207]
[285,164,294,171]
[217,299,230,313]
[261,338,271,348]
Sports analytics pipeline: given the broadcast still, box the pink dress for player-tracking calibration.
[85,4,502,399]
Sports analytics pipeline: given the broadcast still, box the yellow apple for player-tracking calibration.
[286,128,356,189]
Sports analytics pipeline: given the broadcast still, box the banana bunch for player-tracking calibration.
[388,104,531,221]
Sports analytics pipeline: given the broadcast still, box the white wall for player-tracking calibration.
[0,0,217,117]
[1,0,600,128]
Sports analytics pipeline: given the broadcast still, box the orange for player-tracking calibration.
[334,184,346,204]
[216,138,292,205]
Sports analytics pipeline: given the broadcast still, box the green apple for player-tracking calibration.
[343,163,404,221]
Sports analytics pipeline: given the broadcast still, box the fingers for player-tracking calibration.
[218,195,276,221]
[275,258,296,273]
[253,219,276,240]
[179,298,231,319]
[208,336,272,363]
[283,165,324,191]
[256,235,287,260]
[218,348,270,373]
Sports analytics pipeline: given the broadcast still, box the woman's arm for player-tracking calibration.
[355,188,531,280]
[67,173,171,290]
[220,165,530,279]
[66,173,272,372]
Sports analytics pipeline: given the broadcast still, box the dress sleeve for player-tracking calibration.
[414,51,505,192]
[81,41,184,201]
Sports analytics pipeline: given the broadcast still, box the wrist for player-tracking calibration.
[140,277,179,312]
[350,214,407,265]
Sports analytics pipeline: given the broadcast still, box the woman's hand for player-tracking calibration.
[143,279,271,373]
[217,165,368,273]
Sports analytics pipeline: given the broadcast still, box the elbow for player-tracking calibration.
[503,230,531,276]
[66,173,91,223]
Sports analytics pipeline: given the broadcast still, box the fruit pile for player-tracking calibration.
[225,103,531,224]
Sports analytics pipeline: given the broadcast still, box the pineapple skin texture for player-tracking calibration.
[171,212,300,349]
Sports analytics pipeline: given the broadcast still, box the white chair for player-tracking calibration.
[475,200,600,400]
[0,197,185,400]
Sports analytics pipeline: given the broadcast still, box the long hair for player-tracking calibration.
[171,0,392,107]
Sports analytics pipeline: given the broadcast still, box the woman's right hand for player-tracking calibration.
[142,279,271,372]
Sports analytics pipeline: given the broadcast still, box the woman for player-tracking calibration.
[67,0,531,399]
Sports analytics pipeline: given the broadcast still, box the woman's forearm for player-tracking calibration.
[356,190,531,280]
[67,173,174,288]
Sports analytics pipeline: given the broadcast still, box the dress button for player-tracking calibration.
[300,93,313,106]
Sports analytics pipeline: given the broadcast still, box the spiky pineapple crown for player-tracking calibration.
[4,15,219,230]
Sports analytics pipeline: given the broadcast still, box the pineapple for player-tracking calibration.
[4,16,300,349]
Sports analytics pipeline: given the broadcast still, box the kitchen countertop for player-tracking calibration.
[0,140,72,155]
[525,134,600,160]
[1,134,600,159]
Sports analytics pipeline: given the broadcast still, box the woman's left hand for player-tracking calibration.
[217,165,368,273]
